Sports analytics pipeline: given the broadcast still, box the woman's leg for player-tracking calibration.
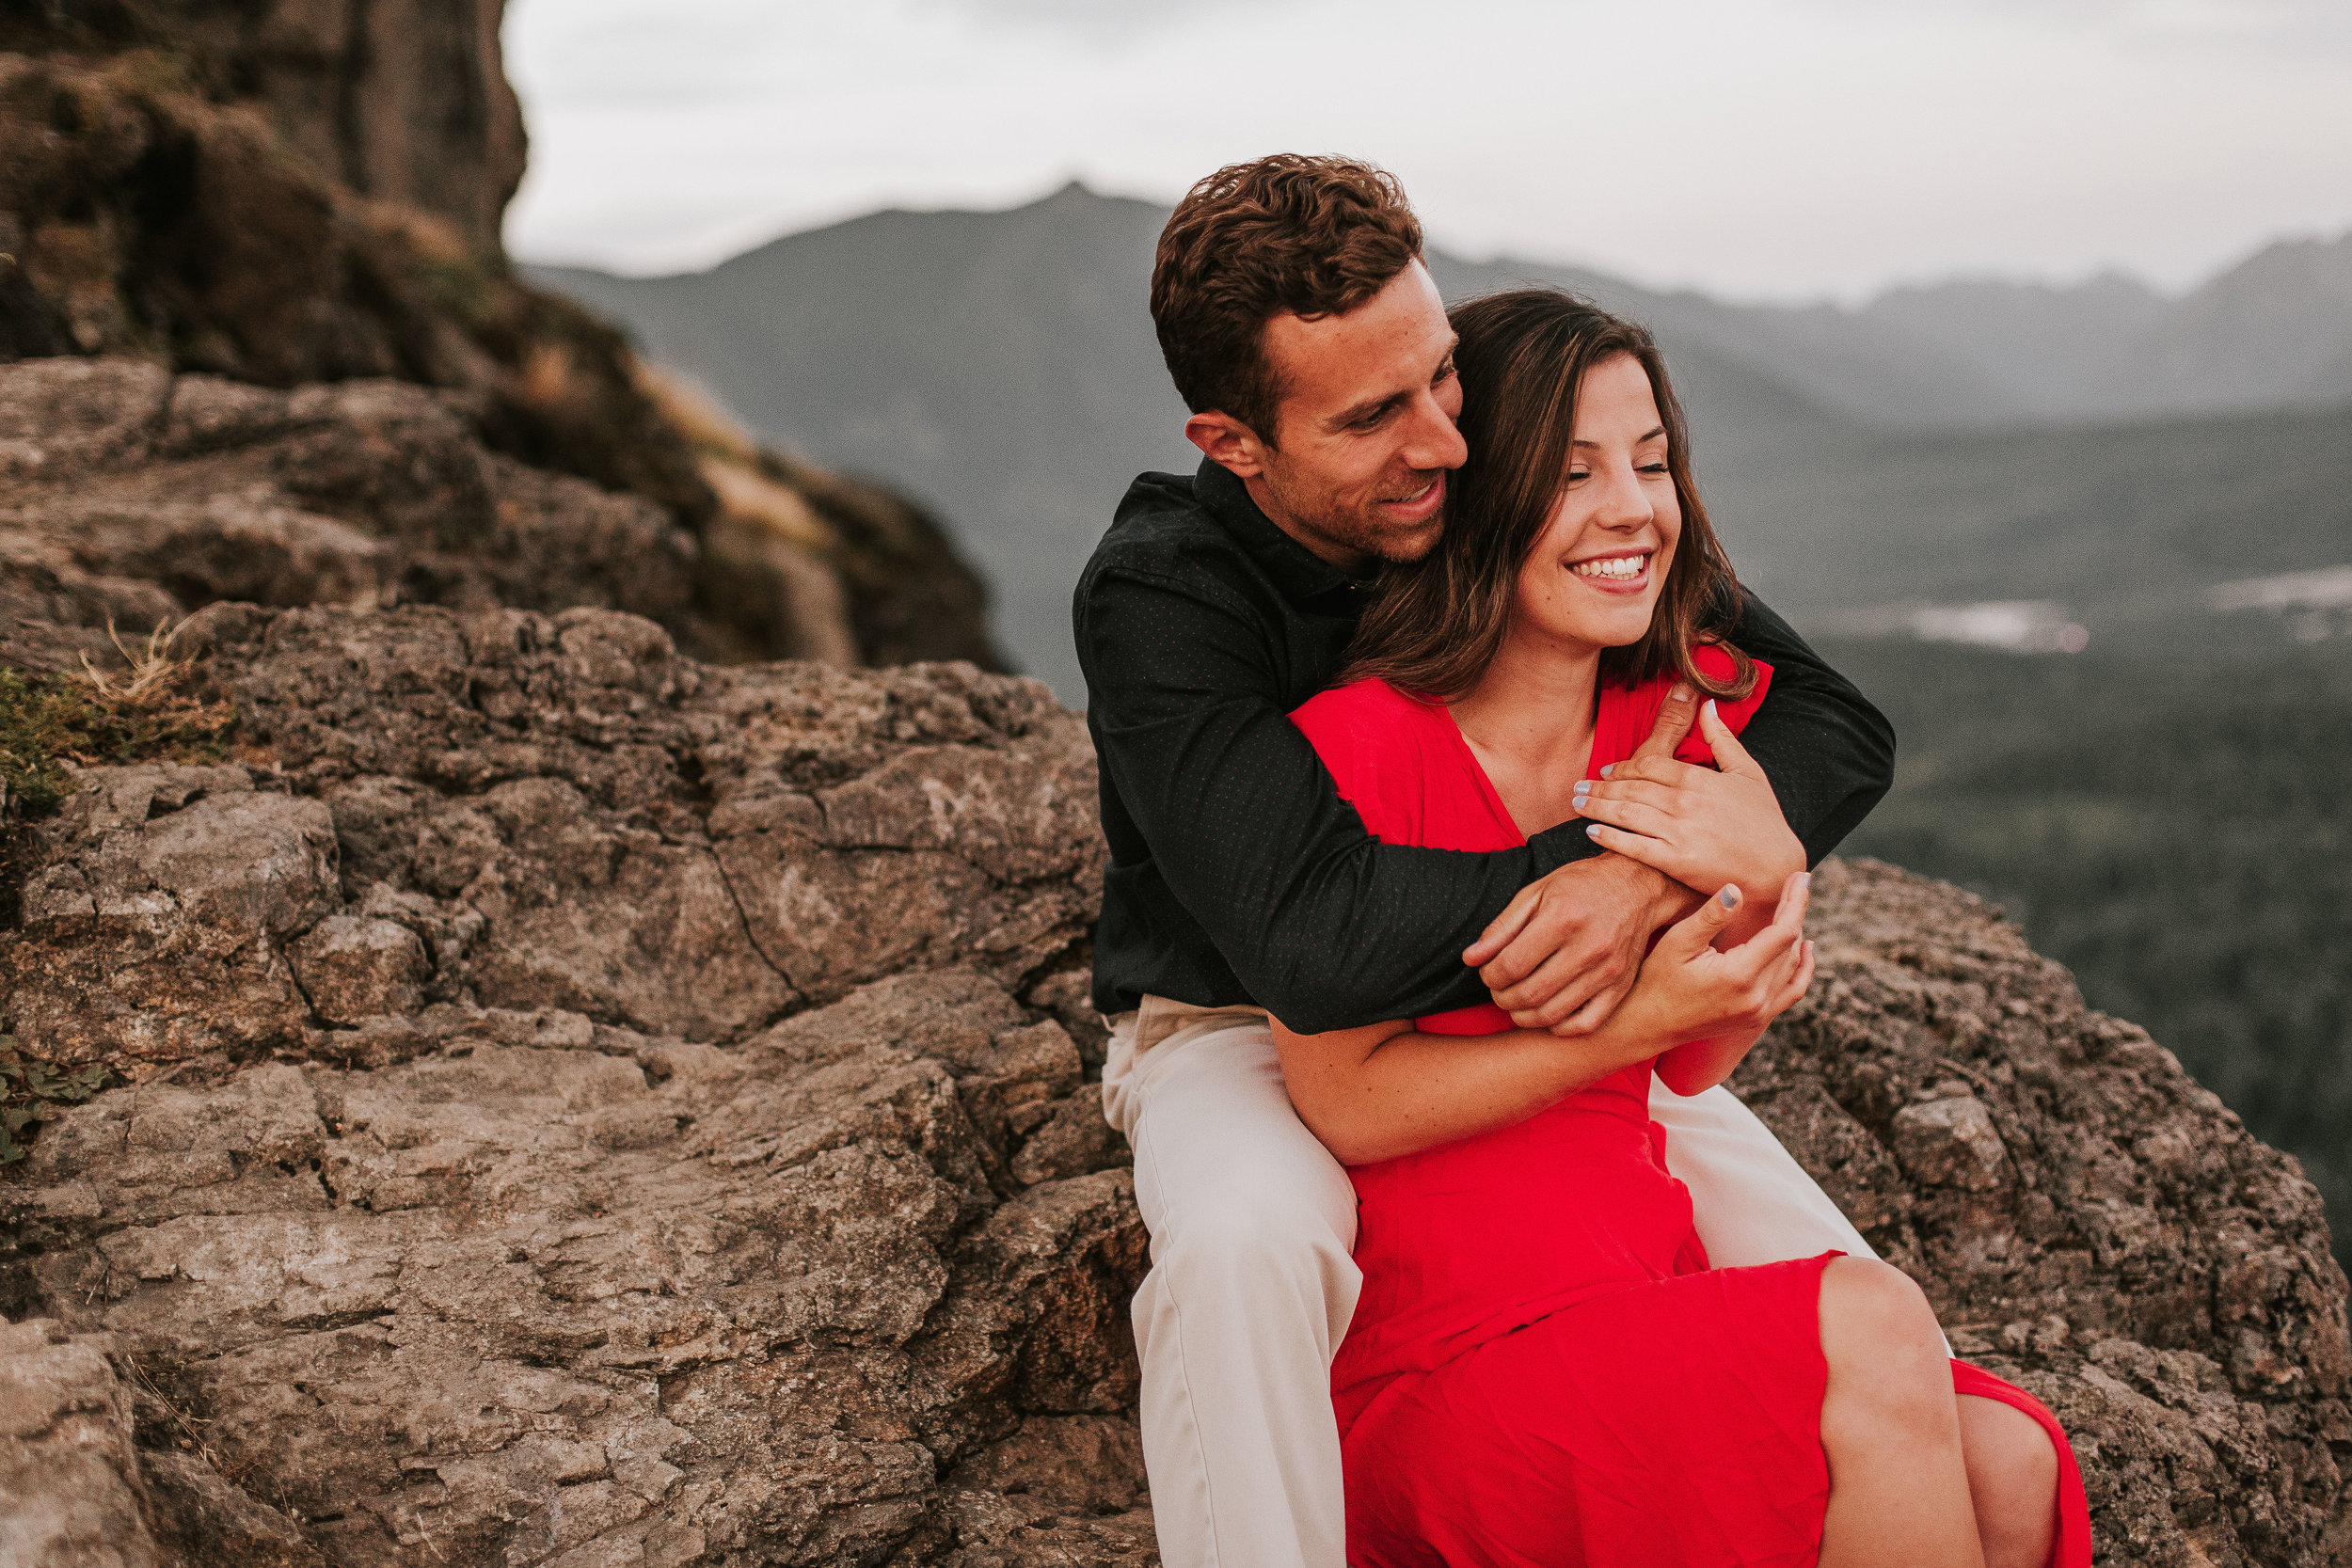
[1816,1258,1986,1568]
[1958,1396,2059,1568]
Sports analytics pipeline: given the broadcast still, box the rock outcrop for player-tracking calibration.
[0,356,696,677]
[0,602,2344,1566]
[0,0,524,252]
[0,13,1006,673]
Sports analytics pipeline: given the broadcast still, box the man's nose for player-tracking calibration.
[1398,390,1469,473]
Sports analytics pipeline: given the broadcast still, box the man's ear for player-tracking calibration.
[1184,409,1273,480]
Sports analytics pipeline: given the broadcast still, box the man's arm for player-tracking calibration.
[1082,566,1558,1033]
[1714,589,1897,866]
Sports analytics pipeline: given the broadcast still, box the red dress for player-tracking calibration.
[1289,654,2092,1568]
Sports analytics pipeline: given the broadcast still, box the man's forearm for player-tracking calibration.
[1724,593,1896,863]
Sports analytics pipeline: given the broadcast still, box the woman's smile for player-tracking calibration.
[1567,547,1655,594]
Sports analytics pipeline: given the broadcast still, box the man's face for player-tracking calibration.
[1190,261,1468,574]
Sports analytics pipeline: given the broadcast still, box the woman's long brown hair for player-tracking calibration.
[1340,289,1755,704]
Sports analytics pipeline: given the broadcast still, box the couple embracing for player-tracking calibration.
[1073,155,2093,1568]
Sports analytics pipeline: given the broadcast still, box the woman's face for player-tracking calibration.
[1509,352,1681,655]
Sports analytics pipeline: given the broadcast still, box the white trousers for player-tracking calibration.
[1100,1009,1879,1568]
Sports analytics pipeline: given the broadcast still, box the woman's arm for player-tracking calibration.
[1275,874,1818,1164]
[1654,1023,1768,1099]
[1273,1015,1650,1167]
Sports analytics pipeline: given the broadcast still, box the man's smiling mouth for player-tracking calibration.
[1378,474,1446,518]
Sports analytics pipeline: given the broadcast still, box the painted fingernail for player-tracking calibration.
[1585,824,1603,839]
[1718,885,1740,909]
[1670,684,1692,701]
[1702,698,1720,721]
[1599,764,1614,778]
[1572,780,1592,797]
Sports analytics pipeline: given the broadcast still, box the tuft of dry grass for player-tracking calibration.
[75,616,187,705]
[0,619,237,815]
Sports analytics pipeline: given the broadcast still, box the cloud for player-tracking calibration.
[907,0,1292,45]
[503,0,2352,296]
[1798,0,2352,51]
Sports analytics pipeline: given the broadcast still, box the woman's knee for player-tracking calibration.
[1959,1398,2057,1492]
[1819,1259,1950,1398]
[1958,1397,2059,1568]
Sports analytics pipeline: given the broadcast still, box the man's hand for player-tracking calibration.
[1460,681,1712,1036]
[1463,854,1700,1035]
[1571,699,1805,943]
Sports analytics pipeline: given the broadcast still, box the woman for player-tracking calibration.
[1274,291,2091,1568]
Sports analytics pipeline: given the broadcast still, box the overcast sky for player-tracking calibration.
[503,0,2352,303]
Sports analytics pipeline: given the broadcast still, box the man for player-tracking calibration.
[1074,155,1895,1568]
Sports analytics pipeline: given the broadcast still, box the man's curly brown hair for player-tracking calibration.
[1151,154,1425,448]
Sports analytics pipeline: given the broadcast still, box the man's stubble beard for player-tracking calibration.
[1262,463,1446,569]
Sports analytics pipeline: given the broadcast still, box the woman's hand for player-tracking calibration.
[1616,869,1816,1091]
[1571,699,1806,944]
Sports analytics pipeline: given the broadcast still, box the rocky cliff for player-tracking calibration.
[0,596,2344,1566]
[0,5,1004,673]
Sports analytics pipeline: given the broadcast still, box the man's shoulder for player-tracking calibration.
[1083,469,1254,590]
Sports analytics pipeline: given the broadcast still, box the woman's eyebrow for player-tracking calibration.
[1569,425,1669,449]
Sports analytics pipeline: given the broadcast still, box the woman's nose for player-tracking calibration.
[1594,462,1653,528]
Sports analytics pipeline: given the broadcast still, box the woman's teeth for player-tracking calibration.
[1571,554,1649,580]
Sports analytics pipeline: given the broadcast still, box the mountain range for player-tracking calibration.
[534,184,2352,696]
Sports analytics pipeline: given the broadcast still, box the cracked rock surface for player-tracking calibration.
[0,605,2345,1565]
[0,358,698,677]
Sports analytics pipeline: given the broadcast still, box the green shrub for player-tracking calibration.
[0,1040,112,1164]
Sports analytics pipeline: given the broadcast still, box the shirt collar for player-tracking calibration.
[1195,457,1365,603]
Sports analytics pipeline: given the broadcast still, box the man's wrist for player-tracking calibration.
[1607,853,1701,932]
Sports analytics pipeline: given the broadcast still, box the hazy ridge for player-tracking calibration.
[534,184,2352,696]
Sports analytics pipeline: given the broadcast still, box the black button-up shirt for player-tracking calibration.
[1074,457,1895,1033]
